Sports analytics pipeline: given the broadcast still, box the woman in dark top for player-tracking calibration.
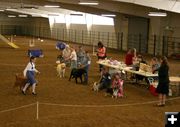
[156,56,169,106]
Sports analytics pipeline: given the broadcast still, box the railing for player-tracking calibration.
[0,25,179,57]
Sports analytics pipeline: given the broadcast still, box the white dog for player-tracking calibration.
[56,62,66,78]
[112,89,119,98]
[93,82,99,92]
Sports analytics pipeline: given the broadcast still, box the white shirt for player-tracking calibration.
[23,62,38,77]
[62,48,71,58]
[70,50,77,61]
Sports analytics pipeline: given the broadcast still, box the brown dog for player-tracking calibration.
[14,73,27,90]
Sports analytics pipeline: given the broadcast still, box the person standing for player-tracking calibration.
[22,56,40,95]
[69,47,77,69]
[62,44,71,66]
[77,46,85,66]
[80,51,91,84]
[125,48,136,66]
[156,56,170,106]
[97,41,106,72]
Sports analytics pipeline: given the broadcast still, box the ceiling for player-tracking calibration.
[114,0,180,13]
[0,0,179,18]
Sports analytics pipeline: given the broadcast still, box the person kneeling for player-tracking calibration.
[93,67,111,91]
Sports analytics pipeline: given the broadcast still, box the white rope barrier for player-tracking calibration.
[39,102,155,108]
[39,96,180,108]
[40,113,80,120]
[0,96,179,121]
[0,103,36,114]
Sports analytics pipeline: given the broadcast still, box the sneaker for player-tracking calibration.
[155,103,165,107]
[22,90,26,95]
[32,92,37,95]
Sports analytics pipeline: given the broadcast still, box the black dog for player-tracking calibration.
[69,68,87,84]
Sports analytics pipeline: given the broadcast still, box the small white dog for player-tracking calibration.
[93,82,99,92]
[56,61,66,78]
[112,89,119,98]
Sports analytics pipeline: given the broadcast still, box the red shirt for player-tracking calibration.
[125,53,134,65]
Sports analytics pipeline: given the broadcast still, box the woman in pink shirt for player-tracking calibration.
[97,41,106,72]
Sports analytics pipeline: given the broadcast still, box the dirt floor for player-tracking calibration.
[0,36,180,127]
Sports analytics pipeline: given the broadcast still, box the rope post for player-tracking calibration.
[36,101,39,120]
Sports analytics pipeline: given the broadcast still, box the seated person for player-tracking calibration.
[151,57,160,74]
[93,67,111,91]
[125,48,136,66]
[147,57,160,84]
[134,55,147,81]
[133,54,147,70]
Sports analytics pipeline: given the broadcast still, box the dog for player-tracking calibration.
[93,82,99,91]
[69,68,87,84]
[56,62,66,78]
[14,73,27,90]
[112,88,119,98]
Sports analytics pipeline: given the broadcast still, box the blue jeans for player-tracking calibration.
[71,60,77,69]
[84,65,89,84]
[26,71,36,85]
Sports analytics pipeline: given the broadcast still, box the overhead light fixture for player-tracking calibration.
[19,15,28,17]
[8,15,16,18]
[101,14,116,17]
[44,5,60,8]
[148,12,167,17]
[48,14,59,16]
[70,13,83,16]
[31,14,41,17]
[79,1,99,5]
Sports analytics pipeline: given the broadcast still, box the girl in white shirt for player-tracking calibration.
[69,47,77,69]
[62,45,71,66]
[22,56,40,95]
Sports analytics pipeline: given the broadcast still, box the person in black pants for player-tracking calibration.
[97,41,106,72]
[156,56,170,106]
